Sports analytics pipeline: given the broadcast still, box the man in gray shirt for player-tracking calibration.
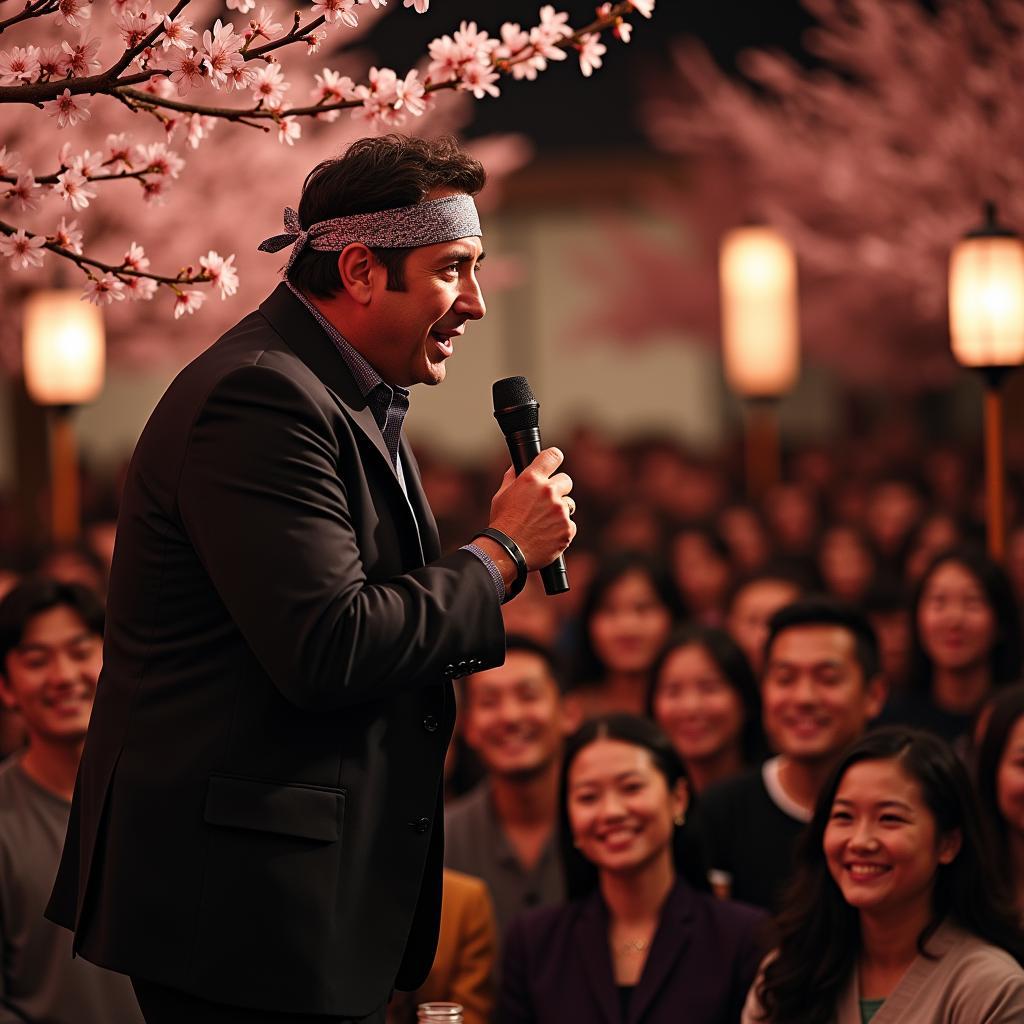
[445,636,580,947]
[0,578,143,1024]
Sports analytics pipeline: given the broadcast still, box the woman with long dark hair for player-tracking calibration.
[647,626,764,793]
[744,728,1024,1024]
[881,546,1021,744]
[976,683,1024,917]
[572,552,685,717]
[500,714,764,1024]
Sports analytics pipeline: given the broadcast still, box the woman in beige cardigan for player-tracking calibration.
[743,728,1024,1024]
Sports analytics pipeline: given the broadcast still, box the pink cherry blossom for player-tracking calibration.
[403,0,428,10]
[224,62,258,91]
[0,147,22,178]
[226,0,255,13]
[311,0,358,28]
[45,89,92,128]
[117,9,155,50]
[70,149,105,177]
[55,0,92,28]
[305,28,327,53]
[123,275,159,301]
[161,13,197,49]
[201,19,245,89]
[83,273,127,306]
[459,60,500,99]
[0,229,46,271]
[199,250,239,298]
[0,46,42,85]
[8,172,42,213]
[142,178,169,204]
[58,35,102,77]
[123,241,150,271]
[577,34,606,77]
[250,7,284,40]
[495,23,545,81]
[614,20,632,44]
[56,168,97,210]
[251,63,290,108]
[105,133,135,171]
[184,114,218,149]
[629,0,654,17]
[453,21,499,62]
[165,47,204,94]
[362,0,387,8]
[134,141,185,178]
[276,116,301,145]
[173,289,205,317]
[530,7,571,63]
[53,216,84,255]
[36,45,64,78]
[310,67,355,119]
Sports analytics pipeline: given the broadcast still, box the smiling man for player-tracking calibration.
[445,635,579,949]
[695,597,886,911]
[46,135,575,1024]
[0,579,143,1024]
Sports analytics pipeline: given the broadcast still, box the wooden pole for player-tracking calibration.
[49,407,80,544]
[983,380,1006,563]
[745,398,781,501]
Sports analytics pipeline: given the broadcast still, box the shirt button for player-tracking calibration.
[422,715,439,733]
[409,817,431,834]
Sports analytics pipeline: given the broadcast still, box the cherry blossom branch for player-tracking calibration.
[0,0,58,37]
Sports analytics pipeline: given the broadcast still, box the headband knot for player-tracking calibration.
[257,194,482,274]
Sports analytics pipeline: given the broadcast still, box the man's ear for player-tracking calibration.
[0,673,18,712]
[560,693,584,736]
[864,673,888,721]
[938,828,962,865]
[336,243,378,304]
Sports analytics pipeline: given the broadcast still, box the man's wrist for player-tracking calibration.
[470,535,518,591]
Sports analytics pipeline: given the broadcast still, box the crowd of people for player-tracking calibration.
[3,420,1024,1022]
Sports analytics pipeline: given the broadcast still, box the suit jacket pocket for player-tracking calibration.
[204,773,344,842]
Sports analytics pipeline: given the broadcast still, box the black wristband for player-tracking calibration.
[475,527,529,600]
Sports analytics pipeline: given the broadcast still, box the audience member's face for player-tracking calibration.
[762,625,884,763]
[916,561,995,675]
[824,758,959,919]
[717,506,769,572]
[671,533,730,616]
[818,527,875,603]
[463,650,569,780]
[867,482,922,555]
[652,644,745,766]
[589,572,673,677]
[727,579,801,673]
[567,738,685,876]
[997,716,1024,839]
[0,605,102,744]
[869,610,911,691]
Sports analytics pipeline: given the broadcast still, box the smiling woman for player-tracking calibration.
[498,714,766,1024]
[744,728,1024,1024]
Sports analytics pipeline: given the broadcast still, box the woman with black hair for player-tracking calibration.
[647,626,764,793]
[499,714,764,1024]
[976,683,1024,917]
[881,546,1022,745]
[572,553,685,718]
[744,728,1024,1024]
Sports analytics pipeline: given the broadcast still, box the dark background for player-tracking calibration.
[364,1,813,150]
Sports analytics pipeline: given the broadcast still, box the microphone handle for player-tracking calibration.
[504,427,570,596]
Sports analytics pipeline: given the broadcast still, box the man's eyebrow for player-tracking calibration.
[436,248,486,265]
[15,633,96,652]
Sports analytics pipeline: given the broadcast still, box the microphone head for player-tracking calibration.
[492,376,539,431]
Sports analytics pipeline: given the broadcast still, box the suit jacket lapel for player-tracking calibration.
[575,893,620,1024]
[258,285,428,564]
[399,435,441,562]
[628,881,695,1024]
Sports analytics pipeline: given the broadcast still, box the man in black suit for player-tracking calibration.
[46,135,575,1023]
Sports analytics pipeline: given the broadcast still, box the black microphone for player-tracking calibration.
[492,376,570,596]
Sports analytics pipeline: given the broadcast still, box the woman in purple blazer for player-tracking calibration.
[499,714,766,1024]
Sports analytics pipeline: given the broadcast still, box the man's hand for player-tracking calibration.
[486,448,576,571]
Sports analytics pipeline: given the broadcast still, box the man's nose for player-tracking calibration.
[46,654,77,686]
[457,274,486,321]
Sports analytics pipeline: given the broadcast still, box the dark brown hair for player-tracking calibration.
[286,134,486,298]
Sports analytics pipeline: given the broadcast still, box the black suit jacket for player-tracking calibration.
[499,880,766,1024]
[46,284,506,1017]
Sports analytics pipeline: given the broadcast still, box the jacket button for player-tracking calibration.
[422,714,439,733]
[408,817,430,834]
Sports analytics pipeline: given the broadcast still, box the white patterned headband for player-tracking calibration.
[258,193,482,273]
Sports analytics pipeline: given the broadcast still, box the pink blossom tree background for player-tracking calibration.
[1,0,654,367]
[575,0,1024,389]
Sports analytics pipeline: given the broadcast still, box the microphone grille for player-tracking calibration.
[492,376,536,409]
